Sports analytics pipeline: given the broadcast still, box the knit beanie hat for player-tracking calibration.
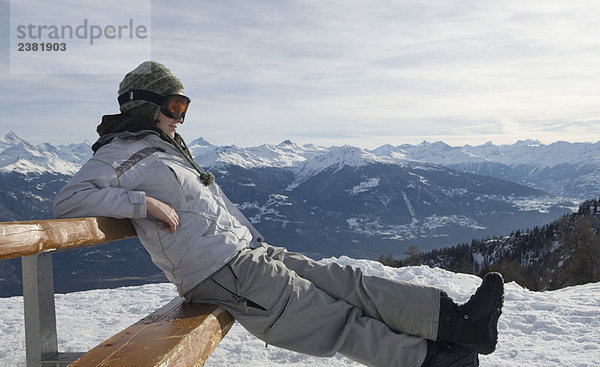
[118,61,184,122]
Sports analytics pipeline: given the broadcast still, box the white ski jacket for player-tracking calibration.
[54,130,262,295]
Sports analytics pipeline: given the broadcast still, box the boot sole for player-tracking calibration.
[459,272,504,355]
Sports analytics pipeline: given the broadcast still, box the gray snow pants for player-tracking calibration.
[185,244,440,367]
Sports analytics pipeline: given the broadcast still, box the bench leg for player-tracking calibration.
[22,253,59,367]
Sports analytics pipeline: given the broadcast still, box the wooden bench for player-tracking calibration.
[0,217,235,367]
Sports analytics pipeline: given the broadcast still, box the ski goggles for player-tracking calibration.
[118,90,191,122]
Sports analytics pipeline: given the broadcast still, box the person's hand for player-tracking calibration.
[146,196,179,233]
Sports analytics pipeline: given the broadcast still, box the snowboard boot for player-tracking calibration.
[437,272,504,355]
[421,340,479,367]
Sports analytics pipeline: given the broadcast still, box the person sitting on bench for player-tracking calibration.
[54,61,504,367]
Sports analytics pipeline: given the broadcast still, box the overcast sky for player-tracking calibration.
[1,0,600,148]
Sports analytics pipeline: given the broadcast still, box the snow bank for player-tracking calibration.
[1,258,598,366]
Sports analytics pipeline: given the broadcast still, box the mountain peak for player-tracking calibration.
[279,139,294,146]
[514,139,543,147]
[295,145,397,179]
[188,136,214,148]
[1,131,26,145]
[417,140,451,149]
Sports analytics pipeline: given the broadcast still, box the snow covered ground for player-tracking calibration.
[1,257,598,367]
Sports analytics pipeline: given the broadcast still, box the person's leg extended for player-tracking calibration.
[264,244,440,340]
[264,244,503,356]
[186,246,428,367]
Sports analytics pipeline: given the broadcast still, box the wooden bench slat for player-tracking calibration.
[69,298,235,367]
[0,217,136,260]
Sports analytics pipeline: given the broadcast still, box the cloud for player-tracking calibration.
[2,0,600,147]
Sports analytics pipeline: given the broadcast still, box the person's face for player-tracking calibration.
[156,90,185,139]
[156,110,182,139]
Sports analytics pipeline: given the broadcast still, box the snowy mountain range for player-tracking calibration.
[188,137,600,200]
[0,131,594,295]
[0,132,90,175]
[1,131,598,199]
[1,132,590,248]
